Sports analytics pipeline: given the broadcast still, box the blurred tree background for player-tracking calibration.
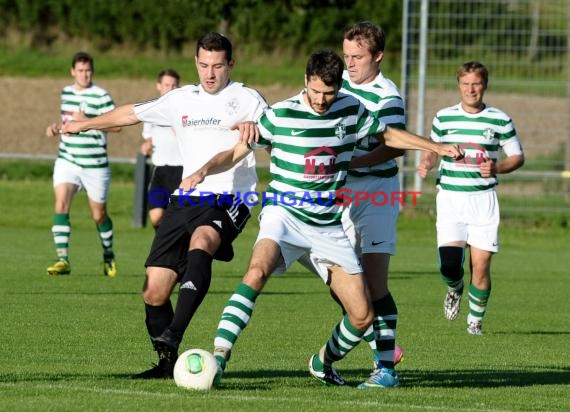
[0,0,403,57]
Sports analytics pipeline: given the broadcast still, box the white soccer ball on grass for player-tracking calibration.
[173,348,220,390]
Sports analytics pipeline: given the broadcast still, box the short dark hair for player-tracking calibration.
[196,32,233,62]
[457,61,489,88]
[305,49,344,88]
[343,21,385,55]
[157,68,180,84]
[71,51,94,70]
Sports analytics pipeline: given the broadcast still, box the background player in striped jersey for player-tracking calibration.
[418,61,524,335]
[140,69,183,230]
[62,32,268,379]
[45,52,120,277]
[184,49,462,389]
[337,21,406,385]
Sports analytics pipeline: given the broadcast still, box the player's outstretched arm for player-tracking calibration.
[60,104,139,134]
[180,143,252,191]
[378,126,463,159]
[349,144,404,169]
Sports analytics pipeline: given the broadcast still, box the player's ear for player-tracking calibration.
[374,51,384,65]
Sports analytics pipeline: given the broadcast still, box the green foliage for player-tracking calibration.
[1,0,404,55]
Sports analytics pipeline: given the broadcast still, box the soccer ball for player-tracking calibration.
[173,348,220,390]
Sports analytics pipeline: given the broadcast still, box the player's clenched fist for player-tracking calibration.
[438,143,464,160]
[60,120,83,135]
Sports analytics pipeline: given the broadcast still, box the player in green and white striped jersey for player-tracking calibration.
[185,49,461,388]
[418,61,524,336]
[45,52,120,277]
[337,21,406,389]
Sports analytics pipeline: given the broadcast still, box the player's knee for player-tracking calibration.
[143,288,171,306]
[347,307,374,331]
[243,266,269,291]
[142,269,176,305]
[438,246,465,281]
[91,210,107,225]
[143,289,166,306]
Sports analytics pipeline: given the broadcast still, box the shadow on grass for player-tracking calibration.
[493,330,570,335]
[217,366,570,389]
[2,366,569,390]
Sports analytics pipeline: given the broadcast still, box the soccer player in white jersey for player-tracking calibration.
[183,49,462,388]
[418,61,524,336]
[45,52,120,277]
[61,32,268,379]
[140,69,183,229]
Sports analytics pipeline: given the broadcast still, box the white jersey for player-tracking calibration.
[341,70,405,181]
[430,103,522,192]
[58,83,116,168]
[134,81,268,195]
[142,122,182,166]
[253,90,386,226]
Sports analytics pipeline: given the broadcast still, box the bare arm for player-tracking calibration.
[378,126,463,159]
[479,154,524,178]
[180,143,252,191]
[349,144,405,169]
[60,104,139,134]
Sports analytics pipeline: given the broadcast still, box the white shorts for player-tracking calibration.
[341,175,400,255]
[436,189,500,253]
[53,158,111,204]
[256,205,363,284]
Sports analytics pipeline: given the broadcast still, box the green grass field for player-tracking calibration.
[0,174,569,412]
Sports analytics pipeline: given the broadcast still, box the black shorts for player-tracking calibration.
[145,194,251,277]
[148,165,183,210]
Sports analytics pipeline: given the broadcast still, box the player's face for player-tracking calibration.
[304,75,338,114]
[343,38,382,85]
[458,72,486,113]
[71,61,93,90]
[195,48,234,95]
[156,75,179,96]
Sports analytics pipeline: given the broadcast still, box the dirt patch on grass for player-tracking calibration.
[1,76,567,160]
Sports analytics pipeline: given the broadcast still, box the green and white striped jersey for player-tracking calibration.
[58,84,116,168]
[430,103,520,192]
[253,90,385,226]
[341,70,405,180]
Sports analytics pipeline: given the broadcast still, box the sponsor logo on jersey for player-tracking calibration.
[303,146,336,179]
[181,116,222,128]
[455,142,488,166]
